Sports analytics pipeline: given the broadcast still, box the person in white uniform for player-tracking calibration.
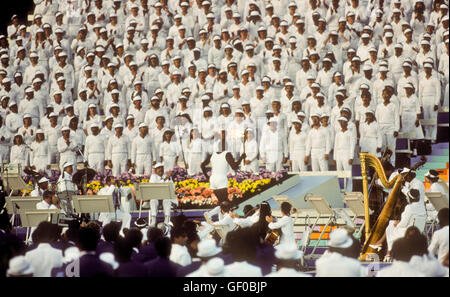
[289,119,308,172]
[359,110,382,157]
[265,243,310,277]
[428,208,449,264]
[131,123,156,176]
[419,63,441,142]
[266,202,295,246]
[84,123,106,174]
[148,163,178,227]
[259,118,288,172]
[305,115,331,172]
[159,129,179,173]
[30,177,49,197]
[334,117,356,189]
[375,89,400,166]
[316,228,367,277]
[29,129,51,175]
[106,123,131,177]
[240,128,259,173]
[57,126,77,172]
[10,134,30,170]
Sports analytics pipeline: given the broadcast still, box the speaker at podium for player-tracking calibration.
[266,175,344,210]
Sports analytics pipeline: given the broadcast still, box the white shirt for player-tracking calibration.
[268,215,295,246]
[266,267,311,277]
[24,243,63,277]
[428,225,449,263]
[376,260,425,277]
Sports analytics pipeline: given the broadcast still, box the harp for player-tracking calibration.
[359,152,403,261]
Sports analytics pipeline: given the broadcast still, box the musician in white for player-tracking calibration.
[383,189,427,259]
[159,129,180,173]
[30,177,49,197]
[57,162,77,193]
[334,117,356,187]
[305,115,331,172]
[148,163,178,227]
[30,129,51,175]
[265,202,295,246]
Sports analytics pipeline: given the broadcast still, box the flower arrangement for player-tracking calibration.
[25,166,289,209]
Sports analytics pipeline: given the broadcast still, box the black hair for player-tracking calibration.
[243,204,255,217]
[114,236,133,262]
[408,188,420,203]
[124,228,143,249]
[77,227,100,252]
[404,228,428,257]
[155,237,172,258]
[33,221,60,244]
[147,227,164,243]
[438,208,449,227]
[102,222,121,242]
[227,227,259,262]
[43,190,53,201]
[170,226,186,242]
[255,201,271,238]
[220,201,232,213]
[281,202,292,215]
[390,238,412,262]
[105,175,114,184]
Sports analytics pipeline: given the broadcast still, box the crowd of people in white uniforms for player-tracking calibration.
[0,0,448,179]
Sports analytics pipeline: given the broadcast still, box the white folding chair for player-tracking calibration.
[343,192,367,239]
[304,195,337,259]
[425,192,449,238]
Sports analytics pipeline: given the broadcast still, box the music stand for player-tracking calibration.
[305,195,337,258]
[134,182,176,218]
[57,191,76,215]
[343,192,366,238]
[1,164,29,195]
[5,196,42,227]
[20,209,60,243]
[72,195,115,213]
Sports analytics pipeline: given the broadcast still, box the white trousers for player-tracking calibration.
[33,155,49,174]
[187,152,203,175]
[88,152,105,174]
[311,148,328,172]
[162,155,177,173]
[422,102,438,141]
[385,220,406,251]
[135,154,152,176]
[149,199,179,217]
[59,153,76,172]
[111,153,128,176]
[335,150,353,191]
[0,145,9,165]
[360,137,379,157]
[291,150,307,172]
[379,124,397,165]
[49,145,58,164]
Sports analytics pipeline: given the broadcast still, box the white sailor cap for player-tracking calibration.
[114,123,124,129]
[63,162,73,168]
[338,116,348,122]
[90,123,100,129]
[153,162,164,169]
[138,123,148,129]
[61,126,70,132]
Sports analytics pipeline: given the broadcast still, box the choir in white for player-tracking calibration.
[0,0,449,278]
[0,0,449,177]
